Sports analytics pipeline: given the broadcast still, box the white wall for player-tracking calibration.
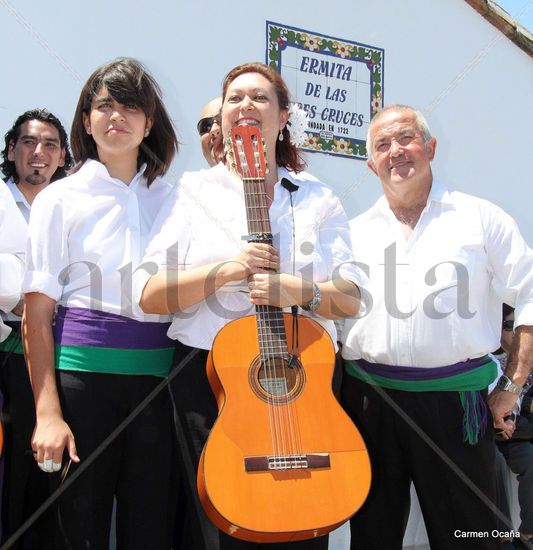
[1,0,532,242]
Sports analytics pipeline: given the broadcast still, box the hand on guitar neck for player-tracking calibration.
[232,242,279,278]
[248,272,313,308]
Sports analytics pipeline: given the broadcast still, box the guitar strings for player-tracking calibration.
[253,168,289,464]
[237,134,281,462]
[251,142,289,464]
[237,130,303,467]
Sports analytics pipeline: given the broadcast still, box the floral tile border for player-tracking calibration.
[266,21,384,160]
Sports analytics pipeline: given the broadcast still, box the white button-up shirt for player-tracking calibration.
[0,180,26,341]
[23,160,173,321]
[6,178,31,223]
[342,180,533,368]
[137,163,361,350]
[2,178,31,323]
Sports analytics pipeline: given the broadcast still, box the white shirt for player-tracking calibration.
[0,180,26,341]
[137,163,361,350]
[1,178,31,323]
[23,160,174,321]
[342,180,533,368]
[6,178,31,223]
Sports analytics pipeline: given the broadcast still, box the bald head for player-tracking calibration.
[198,96,222,166]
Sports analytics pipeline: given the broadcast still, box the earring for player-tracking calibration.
[144,129,150,137]
[278,131,284,142]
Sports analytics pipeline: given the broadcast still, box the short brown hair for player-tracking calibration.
[219,62,305,173]
[70,58,178,185]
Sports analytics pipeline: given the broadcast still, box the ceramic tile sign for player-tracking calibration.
[266,21,384,160]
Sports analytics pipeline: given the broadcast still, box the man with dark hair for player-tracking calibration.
[1,108,73,220]
[0,108,72,549]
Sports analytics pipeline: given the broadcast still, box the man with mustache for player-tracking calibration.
[0,108,72,548]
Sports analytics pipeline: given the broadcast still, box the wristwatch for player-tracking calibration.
[302,283,321,312]
[496,374,523,395]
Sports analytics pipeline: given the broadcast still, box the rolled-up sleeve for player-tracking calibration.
[484,202,533,328]
[22,190,68,301]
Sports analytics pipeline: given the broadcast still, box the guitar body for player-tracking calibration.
[197,313,371,543]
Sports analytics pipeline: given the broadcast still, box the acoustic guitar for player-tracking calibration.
[197,125,371,543]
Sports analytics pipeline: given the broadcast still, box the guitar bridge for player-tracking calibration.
[244,453,330,472]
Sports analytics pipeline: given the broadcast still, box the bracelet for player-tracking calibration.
[496,374,523,395]
[301,283,321,312]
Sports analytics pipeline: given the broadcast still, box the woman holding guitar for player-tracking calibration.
[138,62,368,550]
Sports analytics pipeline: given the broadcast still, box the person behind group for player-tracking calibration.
[0,180,26,455]
[137,62,362,550]
[494,304,533,549]
[1,108,72,219]
[197,96,222,166]
[0,180,26,382]
[170,94,224,549]
[0,108,72,549]
[340,104,533,550]
[0,179,25,330]
[22,57,179,550]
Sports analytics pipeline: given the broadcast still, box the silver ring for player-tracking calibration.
[52,462,62,472]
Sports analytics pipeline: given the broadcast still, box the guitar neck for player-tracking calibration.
[256,306,289,360]
[242,176,289,361]
[242,177,272,238]
[229,125,290,361]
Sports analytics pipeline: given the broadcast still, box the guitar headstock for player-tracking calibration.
[227,125,268,179]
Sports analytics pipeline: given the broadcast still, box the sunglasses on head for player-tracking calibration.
[197,116,220,136]
[502,319,514,332]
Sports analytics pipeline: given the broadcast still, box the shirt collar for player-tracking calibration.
[426,179,453,205]
[5,177,31,210]
[82,159,148,188]
[215,164,301,198]
[276,166,291,185]
[375,178,453,218]
[275,167,300,192]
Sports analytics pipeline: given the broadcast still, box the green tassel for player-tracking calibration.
[459,390,488,445]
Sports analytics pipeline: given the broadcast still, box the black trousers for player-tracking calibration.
[0,351,54,550]
[56,370,176,550]
[169,341,328,550]
[340,373,503,550]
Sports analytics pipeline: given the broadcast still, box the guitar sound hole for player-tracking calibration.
[249,356,305,404]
